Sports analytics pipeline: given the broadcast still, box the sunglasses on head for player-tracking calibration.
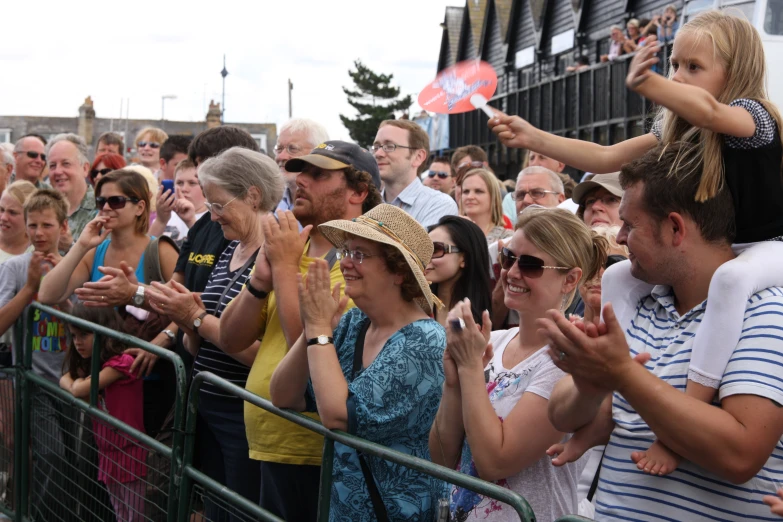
[428,171,450,179]
[95,196,140,210]
[432,242,461,259]
[499,247,569,278]
[605,254,627,269]
[90,168,112,179]
[137,141,160,149]
[18,151,46,162]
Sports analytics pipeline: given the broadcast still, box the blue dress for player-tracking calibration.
[306,307,447,521]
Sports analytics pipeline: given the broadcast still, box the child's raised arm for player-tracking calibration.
[627,43,757,138]
[64,366,125,399]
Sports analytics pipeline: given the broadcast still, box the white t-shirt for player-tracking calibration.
[449,328,584,522]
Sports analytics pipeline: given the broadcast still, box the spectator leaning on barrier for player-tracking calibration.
[46,133,98,252]
[270,204,448,521]
[374,119,458,228]
[219,140,382,522]
[657,4,680,43]
[542,144,783,521]
[600,25,627,62]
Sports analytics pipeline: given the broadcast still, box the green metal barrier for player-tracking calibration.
[0,367,15,520]
[181,371,538,522]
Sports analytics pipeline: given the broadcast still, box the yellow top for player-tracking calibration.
[244,249,352,465]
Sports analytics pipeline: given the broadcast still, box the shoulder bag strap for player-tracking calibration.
[587,448,606,502]
[217,248,259,311]
[143,235,180,284]
[324,247,338,270]
[351,320,389,522]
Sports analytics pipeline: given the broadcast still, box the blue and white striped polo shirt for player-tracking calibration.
[597,286,783,521]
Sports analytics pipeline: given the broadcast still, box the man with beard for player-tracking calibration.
[219,141,381,521]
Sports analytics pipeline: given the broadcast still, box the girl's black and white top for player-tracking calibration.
[653,98,783,243]
[191,240,255,400]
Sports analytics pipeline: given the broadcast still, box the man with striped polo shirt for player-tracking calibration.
[541,143,783,521]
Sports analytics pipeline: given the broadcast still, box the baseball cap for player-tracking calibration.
[571,172,623,205]
[285,141,381,189]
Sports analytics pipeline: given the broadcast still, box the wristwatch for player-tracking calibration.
[193,311,208,336]
[131,285,145,307]
[246,279,269,300]
[163,329,176,345]
[307,335,334,347]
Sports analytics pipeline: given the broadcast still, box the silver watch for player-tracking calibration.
[131,285,145,307]
[163,329,176,344]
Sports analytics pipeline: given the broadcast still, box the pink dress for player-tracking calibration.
[93,354,148,485]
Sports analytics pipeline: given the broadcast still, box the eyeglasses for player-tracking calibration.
[137,141,160,149]
[204,194,242,216]
[511,189,560,201]
[273,143,304,155]
[499,247,569,278]
[605,254,627,269]
[335,248,378,264]
[428,171,451,179]
[90,168,113,180]
[371,143,415,153]
[456,161,484,175]
[95,196,140,210]
[432,242,461,259]
[583,194,621,209]
[16,151,46,162]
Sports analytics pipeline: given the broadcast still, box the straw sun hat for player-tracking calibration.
[318,204,443,315]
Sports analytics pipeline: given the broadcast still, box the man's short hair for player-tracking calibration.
[620,143,736,244]
[379,120,430,153]
[517,166,565,194]
[343,165,382,213]
[0,148,14,170]
[174,158,196,177]
[429,155,454,176]
[279,118,329,149]
[188,126,260,166]
[20,134,47,146]
[160,135,193,163]
[46,133,90,166]
[451,145,488,171]
[97,132,125,154]
[24,188,69,224]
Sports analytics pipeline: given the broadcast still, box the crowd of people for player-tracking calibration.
[1,8,783,522]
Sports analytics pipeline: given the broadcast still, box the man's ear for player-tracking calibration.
[667,212,688,247]
[159,158,167,170]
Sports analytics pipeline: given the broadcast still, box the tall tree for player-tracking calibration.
[340,60,413,148]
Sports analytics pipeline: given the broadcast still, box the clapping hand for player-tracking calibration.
[445,298,493,371]
[299,259,348,337]
[75,261,138,307]
[263,211,312,269]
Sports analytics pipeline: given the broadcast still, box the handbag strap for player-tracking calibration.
[351,320,389,522]
[217,247,260,310]
[587,448,606,502]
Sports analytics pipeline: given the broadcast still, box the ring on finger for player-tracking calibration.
[558,351,567,361]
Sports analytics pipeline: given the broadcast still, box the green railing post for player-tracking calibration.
[177,374,202,522]
[89,332,103,407]
[317,438,335,522]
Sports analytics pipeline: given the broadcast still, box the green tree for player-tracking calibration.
[340,60,413,147]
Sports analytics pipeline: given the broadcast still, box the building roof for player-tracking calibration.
[446,6,464,66]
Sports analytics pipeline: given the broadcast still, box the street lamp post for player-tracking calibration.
[221,55,229,124]
[161,95,177,129]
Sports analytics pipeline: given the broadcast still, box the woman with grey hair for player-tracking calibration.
[146,146,283,519]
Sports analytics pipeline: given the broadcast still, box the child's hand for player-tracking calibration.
[488,110,536,150]
[626,42,661,91]
[763,488,783,516]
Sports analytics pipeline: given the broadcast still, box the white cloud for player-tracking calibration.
[1,0,464,142]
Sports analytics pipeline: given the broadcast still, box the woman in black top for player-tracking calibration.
[147,146,283,519]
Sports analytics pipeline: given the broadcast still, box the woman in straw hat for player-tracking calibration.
[430,206,608,522]
[270,203,447,521]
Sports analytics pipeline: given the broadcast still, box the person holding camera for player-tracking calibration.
[656,4,680,43]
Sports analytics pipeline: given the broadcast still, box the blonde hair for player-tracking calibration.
[461,168,505,227]
[516,206,608,307]
[4,180,37,206]
[134,127,169,147]
[591,224,629,256]
[24,188,70,224]
[124,165,159,212]
[657,9,783,201]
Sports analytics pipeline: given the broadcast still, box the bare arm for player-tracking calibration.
[269,333,310,411]
[62,366,125,399]
[219,285,267,353]
[428,382,465,469]
[38,244,93,304]
[548,374,608,432]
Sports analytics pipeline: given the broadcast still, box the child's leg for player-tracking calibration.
[601,260,654,332]
[106,478,146,522]
[548,396,614,466]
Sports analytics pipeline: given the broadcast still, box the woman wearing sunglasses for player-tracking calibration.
[430,206,608,522]
[134,127,168,173]
[90,153,126,185]
[425,216,493,329]
[460,169,513,244]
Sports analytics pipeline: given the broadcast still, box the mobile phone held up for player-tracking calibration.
[161,179,175,194]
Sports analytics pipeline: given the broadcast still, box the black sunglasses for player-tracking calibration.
[432,242,461,259]
[499,247,569,278]
[90,168,113,179]
[18,151,46,162]
[605,254,627,269]
[95,196,140,210]
[428,171,450,179]
[137,141,160,149]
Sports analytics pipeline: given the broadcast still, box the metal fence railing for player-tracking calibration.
[5,302,596,522]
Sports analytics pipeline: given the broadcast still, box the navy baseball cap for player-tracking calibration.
[285,141,381,189]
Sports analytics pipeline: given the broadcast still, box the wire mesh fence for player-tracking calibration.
[27,378,170,522]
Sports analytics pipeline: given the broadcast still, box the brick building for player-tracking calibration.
[0,97,277,157]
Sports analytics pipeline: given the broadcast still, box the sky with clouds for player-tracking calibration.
[1,0,464,141]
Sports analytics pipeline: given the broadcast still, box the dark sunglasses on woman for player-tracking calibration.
[90,168,113,180]
[95,196,140,210]
[137,141,160,149]
[432,242,461,259]
[428,171,450,179]
[499,247,569,278]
